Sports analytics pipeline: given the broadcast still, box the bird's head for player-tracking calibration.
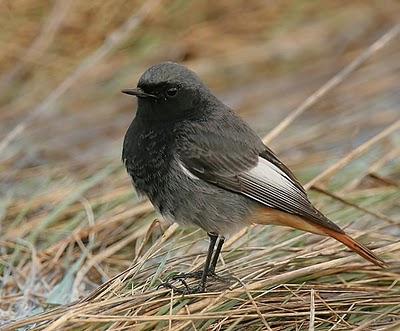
[122,62,214,122]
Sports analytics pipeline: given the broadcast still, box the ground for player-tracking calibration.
[0,1,399,330]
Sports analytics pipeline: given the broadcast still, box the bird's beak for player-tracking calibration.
[121,88,156,99]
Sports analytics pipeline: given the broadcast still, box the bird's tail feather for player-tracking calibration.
[253,207,387,268]
[318,226,387,268]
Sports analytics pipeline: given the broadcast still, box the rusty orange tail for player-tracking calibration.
[253,206,387,268]
[320,227,387,268]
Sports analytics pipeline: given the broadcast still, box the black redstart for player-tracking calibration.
[122,62,386,292]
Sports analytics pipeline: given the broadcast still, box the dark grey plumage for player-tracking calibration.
[122,62,385,285]
[122,62,340,236]
[122,64,255,235]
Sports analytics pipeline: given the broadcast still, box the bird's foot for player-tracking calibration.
[158,270,235,294]
[208,272,237,284]
[159,280,205,294]
[169,270,204,281]
[157,271,205,294]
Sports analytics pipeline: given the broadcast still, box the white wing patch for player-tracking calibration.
[179,156,300,193]
[246,157,300,194]
[178,159,199,180]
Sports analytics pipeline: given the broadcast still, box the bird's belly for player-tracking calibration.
[149,164,254,236]
[127,156,254,236]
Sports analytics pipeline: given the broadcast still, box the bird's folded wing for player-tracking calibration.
[178,139,343,233]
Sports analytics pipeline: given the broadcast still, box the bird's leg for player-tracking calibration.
[208,236,236,284]
[167,232,219,280]
[188,234,235,288]
[160,233,234,293]
[198,232,218,292]
[209,236,224,274]
[159,232,218,293]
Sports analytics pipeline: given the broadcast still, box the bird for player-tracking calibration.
[121,62,386,293]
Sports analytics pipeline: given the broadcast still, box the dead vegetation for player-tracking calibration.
[0,1,399,330]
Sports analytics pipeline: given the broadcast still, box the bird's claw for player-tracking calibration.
[157,270,235,294]
[158,279,204,294]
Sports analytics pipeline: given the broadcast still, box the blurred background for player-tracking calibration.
[1,0,399,173]
[1,0,400,328]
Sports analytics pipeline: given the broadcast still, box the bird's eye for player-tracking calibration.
[166,87,178,98]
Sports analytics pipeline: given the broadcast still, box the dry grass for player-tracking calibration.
[1,1,400,330]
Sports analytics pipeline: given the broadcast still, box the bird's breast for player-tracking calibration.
[123,120,176,203]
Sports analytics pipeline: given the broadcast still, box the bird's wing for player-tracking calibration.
[177,117,387,268]
[177,130,342,233]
